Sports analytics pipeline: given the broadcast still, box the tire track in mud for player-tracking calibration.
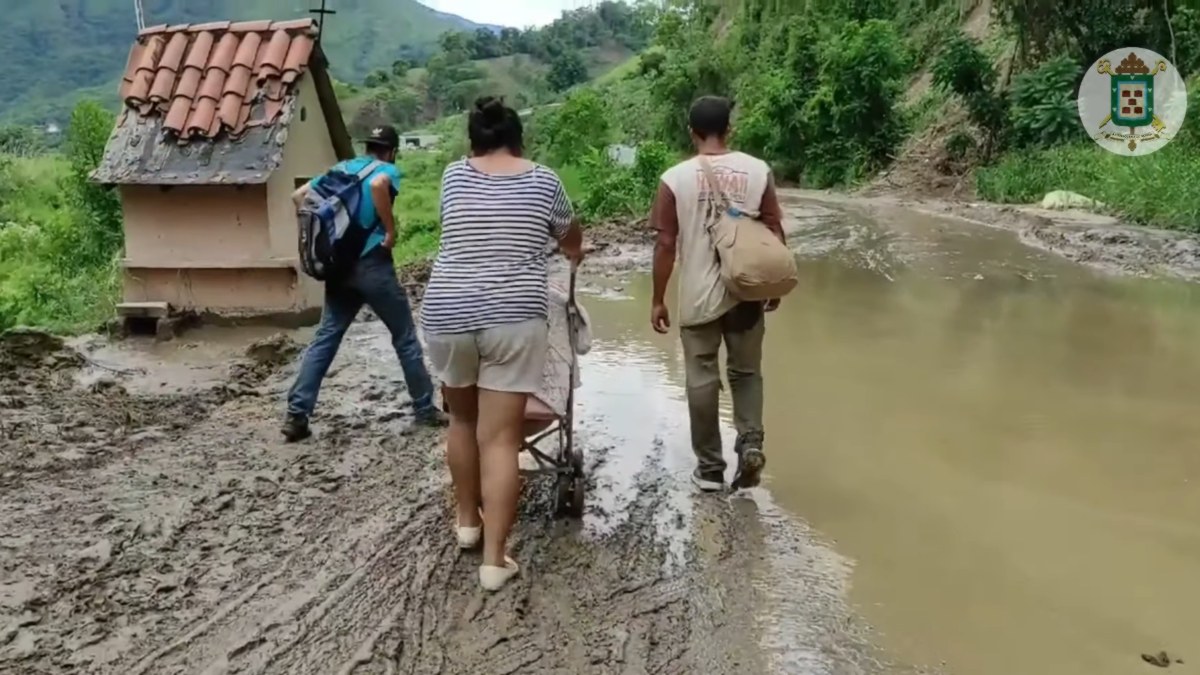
[141,452,723,675]
[3,319,896,675]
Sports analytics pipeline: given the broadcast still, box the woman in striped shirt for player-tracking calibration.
[422,97,584,592]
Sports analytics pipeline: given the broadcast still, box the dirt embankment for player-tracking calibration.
[0,312,886,674]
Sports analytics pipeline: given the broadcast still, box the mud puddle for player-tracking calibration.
[586,197,1200,675]
[1,305,892,673]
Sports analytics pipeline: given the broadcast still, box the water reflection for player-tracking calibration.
[575,208,1200,675]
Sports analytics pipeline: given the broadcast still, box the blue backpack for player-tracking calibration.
[297,160,382,281]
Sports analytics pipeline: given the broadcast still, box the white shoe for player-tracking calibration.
[479,556,519,592]
[456,524,481,549]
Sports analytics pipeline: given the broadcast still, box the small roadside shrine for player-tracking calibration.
[91,18,354,326]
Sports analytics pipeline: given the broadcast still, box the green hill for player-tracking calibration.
[0,0,487,125]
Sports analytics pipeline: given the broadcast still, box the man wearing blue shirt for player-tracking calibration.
[283,125,446,441]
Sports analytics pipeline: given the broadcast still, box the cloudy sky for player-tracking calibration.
[421,0,590,28]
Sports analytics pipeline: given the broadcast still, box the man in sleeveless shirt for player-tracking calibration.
[649,96,786,492]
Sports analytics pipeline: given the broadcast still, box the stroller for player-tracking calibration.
[440,266,587,518]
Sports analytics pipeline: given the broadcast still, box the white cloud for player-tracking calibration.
[421,0,591,28]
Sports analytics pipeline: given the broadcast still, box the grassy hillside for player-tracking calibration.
[0,0,484,125]
[338,44,636,124]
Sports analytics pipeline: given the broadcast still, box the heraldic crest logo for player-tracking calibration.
[1078,47,1189,156]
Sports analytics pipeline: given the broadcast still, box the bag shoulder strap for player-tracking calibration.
[355,160,383,182]
[697,156,731,211]
[697,156,762,220]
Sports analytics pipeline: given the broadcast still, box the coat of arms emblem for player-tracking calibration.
[1080,48,1188,156]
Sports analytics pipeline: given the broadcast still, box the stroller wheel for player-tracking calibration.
[569,476,586,518]
[568,473,588,514]
[570,446,584,476]
[554,475,572,516]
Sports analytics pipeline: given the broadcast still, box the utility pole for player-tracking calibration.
[310,0,336,44]
[134,0,145,31]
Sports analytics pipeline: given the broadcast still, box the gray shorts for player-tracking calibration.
[424,318,549,393]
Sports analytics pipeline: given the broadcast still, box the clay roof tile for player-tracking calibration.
[208,31,240,73]
[182,31,215,70]
[186,96,219,139]
[281,34,314,83]
[256,30,292,82]
[188,21,231,33]
[230,20,273,33]
[270,18,317,33]
[116,18,321,144]
[125,34,165,106]
[148,32,190,104]
[164,96,194,135]
[119,41,147,101]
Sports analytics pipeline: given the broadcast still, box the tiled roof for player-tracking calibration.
[119,19,317,142]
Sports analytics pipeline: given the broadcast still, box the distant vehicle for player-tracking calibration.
[399,134,440,151]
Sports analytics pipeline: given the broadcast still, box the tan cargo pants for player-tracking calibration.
[679,302,766,475]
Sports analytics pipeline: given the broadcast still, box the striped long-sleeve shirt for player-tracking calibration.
[420,159,574,335]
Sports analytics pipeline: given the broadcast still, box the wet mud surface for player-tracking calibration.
[0,307,889,674]
[796,189,1200,282]
[7,191,1192,675]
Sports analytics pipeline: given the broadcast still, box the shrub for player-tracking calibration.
[801,19,909,185]
[536,89,612,167]
[576,140,675,223]
[932,31,1008,159]
[932,32,995,96]
[0,101,123,332]
[62,101,121,268]
[1008,55,1084,149]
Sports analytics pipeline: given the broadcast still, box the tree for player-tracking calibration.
[547,51,589,92]
[499,27,522,55]
[993,0,1178,67]
[64,101,121,266]
[539,89,612,167]
[638,50,667,77]
[471,28,502,59]
[0,125,43,156]
[438,31,472,60]
[364,69,389,88]
[391,59,411,79]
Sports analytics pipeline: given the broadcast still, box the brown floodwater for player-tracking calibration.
[573,203,1200,675]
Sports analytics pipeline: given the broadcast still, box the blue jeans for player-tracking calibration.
[287,251,435,418]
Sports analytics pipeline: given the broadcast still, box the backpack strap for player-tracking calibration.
[355,160,383,182]
[352,160,386,230]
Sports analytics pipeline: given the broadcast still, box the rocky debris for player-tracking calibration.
[1142,651,1184,668]
[0,328,83,371]
[1018,214,1200,280]
[244,334,300,367]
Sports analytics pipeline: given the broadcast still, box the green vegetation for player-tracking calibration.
[0,103,121,332]
[344,2,656,135]
[976,77,1200,231]
[3,0,1199,333]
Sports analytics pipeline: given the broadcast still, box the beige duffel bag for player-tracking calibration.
[699,157,798,301]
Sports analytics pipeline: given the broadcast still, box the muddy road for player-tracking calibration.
[4,193,1199,675]
[0,309,883,671]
